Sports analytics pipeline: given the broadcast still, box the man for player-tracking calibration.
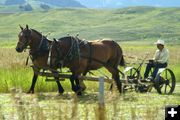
[144,39,169,81]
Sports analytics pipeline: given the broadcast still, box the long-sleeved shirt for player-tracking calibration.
[153,48,169,64]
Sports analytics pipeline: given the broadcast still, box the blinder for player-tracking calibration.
[18,29,32,50]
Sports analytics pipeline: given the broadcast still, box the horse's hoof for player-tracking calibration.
[72,86,80,92]
[72,87,76,92]
[76,91,82,96]
[27,90,34,94]
[58,90,64,95]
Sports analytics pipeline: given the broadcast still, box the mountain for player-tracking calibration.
[4,0,26,5]
[37,0,85,8]
[0,0,85,12]
[76,0,180,8]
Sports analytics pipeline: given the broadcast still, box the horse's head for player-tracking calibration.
[49,37,77,68]
[16,25,32,52]
[49,38,63,68]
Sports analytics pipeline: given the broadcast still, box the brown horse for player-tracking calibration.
[49,36,125,95]
[15,25,65,94]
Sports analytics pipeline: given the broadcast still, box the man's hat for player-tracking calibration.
[154,39,165,45]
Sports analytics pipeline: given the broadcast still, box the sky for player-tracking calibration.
[76,0,180,8]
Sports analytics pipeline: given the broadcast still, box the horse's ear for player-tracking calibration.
[19,25,23,30]
[26,24,29,30]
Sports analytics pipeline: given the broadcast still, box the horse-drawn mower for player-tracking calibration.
[33,53,176,95]
[16,25,176,95]
[122,55,176,94]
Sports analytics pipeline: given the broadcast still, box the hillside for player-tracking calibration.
[0,0,85,12]
[0,7,180,43]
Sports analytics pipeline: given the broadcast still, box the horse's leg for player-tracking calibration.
[74,75,83,95]
[27,72,38,94]
[53,72,64,94]
[52,71,64,94]
[80,72,87,91]
[70,74,82,95]
[70,74,78,92]
[55,80,64,94]
[106,67,122,93]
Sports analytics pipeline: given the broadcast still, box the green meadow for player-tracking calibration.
[0,7,180,119]
[0,7,180,42]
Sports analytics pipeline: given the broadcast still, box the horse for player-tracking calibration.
[49,36,125,95]
[15,25,66,94]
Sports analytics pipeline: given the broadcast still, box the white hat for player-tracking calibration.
[154,39,165,45]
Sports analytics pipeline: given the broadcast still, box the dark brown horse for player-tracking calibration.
[49,36,125,95]
[15,25,65,94]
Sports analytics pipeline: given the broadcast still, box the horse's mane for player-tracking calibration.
[31,29,42,36]
[58,36,72,41]
[31,28,52,43]
[58,36,85,44]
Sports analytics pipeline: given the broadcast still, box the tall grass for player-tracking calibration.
[1,90,179,120]
[0,43,180,93]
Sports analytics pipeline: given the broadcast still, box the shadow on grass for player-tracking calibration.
[35,91,142,105]
[36,92,99,104]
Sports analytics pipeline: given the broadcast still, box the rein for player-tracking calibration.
[64,36,80,62]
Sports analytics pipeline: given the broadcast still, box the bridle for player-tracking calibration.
[19,29,49,65]
[19,29,46,52]
[18,29,32,50]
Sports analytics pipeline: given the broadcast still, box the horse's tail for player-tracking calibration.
[119,55,125,67]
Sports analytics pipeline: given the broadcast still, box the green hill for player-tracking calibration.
[0,7,180,43]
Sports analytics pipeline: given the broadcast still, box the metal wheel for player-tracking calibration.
[126,67,140,83]
[155,68,176,94]
[123,67,141,92]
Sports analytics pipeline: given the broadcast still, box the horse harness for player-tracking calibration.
[30,36,49,60]
[26,30,50,65]
[80,42,124,76]
[51,36,124,75]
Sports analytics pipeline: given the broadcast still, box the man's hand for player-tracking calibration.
[149,59,154,64]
